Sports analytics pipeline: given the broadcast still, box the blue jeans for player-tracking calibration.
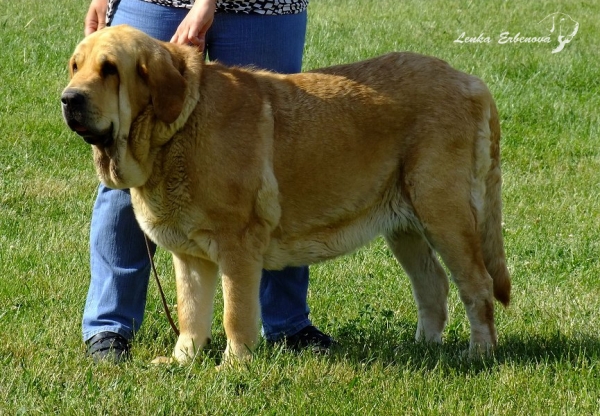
[82,0,311,343]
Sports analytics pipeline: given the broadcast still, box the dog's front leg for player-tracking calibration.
[172,253,219,364]
[220,255,262,364]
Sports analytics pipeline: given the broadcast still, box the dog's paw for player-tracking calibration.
[151,356,175,365]
[171,333,209,364]
[461,341,495,360]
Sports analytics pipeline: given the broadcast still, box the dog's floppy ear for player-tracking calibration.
[138,44,188,124]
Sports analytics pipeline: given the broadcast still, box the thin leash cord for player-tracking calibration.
[144,234,180,337]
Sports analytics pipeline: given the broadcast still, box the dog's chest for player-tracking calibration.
[130,188,217,261]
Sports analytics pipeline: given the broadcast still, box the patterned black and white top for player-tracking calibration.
[107,0,309,24]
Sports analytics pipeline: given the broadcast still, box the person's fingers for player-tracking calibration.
[171,1,214,47]
[188,31,206,48]
[84,3,107,36]
[170,28,205,50]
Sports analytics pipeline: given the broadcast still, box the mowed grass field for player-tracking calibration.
[1,0,599,414]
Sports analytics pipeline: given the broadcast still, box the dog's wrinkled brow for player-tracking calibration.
[71,52,84,67]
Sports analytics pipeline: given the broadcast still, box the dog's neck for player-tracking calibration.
[119,45,203,189]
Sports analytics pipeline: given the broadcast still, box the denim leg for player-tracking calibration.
[260,268,311,341]
[83,185,156,341]
[110,0,188,42]
[206,11,312,341]
[206,11,307,73]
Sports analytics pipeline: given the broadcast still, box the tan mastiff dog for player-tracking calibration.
[61,25,510,364]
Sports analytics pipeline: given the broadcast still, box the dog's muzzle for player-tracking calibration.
[61,89,114,147]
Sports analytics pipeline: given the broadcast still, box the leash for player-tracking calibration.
[144,234,180,337]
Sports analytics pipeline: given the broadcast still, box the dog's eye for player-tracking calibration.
[72,63,78,74]
[102,61,118,77]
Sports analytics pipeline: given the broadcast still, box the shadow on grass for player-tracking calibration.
[138,310,599,374]
[321,314,600,374]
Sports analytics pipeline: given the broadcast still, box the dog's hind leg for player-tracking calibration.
[427,228,497,355]
[385,231,449,344]
[172,254,219,364]
[403,162,498,354]
[413,190,497,354]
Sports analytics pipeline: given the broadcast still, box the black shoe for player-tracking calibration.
[284,325,334,353]
[86,331,131,364]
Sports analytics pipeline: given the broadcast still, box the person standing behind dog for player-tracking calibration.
[82,0,333,362]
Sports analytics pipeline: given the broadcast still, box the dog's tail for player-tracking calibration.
[480,100,511,306]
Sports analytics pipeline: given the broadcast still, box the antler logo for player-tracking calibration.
[539,12,579,53]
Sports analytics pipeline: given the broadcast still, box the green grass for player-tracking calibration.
[1,0,599,414]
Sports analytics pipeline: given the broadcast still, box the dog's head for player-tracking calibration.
[61,25,197,188]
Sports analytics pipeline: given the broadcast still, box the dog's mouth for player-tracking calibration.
[81,129,114,148]
[69,122,114,148]
[61,90,115,147]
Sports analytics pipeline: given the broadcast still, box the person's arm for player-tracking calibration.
[170,0,217,49]
[84,0,108,36]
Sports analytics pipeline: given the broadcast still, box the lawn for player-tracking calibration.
[1,0,599,414]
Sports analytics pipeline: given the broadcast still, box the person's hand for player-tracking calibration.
[170,0,217,49]
[84,0,108,36]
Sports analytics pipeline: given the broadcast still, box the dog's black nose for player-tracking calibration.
[61,89,85,108]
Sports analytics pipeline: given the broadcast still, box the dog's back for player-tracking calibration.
[259,54,507,285]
